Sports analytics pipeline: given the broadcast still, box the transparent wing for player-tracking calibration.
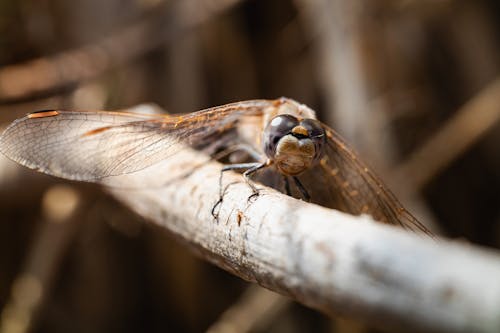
[0,100,271,181]
[299,125,433,236]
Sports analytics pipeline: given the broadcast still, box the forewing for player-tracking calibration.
[300,125,433,236]
[0,100,270,181]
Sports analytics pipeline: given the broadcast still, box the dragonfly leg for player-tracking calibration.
[211,162,265,219]
[283,176,292,196]
[243,162,268,201]
[292,176,311,202]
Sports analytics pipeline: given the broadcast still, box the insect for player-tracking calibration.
[0,97,432,236]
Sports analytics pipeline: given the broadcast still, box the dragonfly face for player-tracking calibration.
[263,115,326,176]
[0,97,433,236]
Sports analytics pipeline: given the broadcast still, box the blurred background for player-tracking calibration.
[1,0,500,332]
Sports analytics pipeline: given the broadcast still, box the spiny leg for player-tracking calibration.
[292,176,311,202]
[211,162,264,218]
[242,162,268,201]
[211,144,265,219]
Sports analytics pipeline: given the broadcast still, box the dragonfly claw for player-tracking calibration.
[211,198,222,221]
[247,188,260,203]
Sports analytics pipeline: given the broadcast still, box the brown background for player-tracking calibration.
[1,0,499,332]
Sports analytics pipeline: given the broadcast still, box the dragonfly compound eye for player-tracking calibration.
[263,115,299,158]
[300,119,326,162]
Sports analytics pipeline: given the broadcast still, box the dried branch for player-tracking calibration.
[106,147,500,333]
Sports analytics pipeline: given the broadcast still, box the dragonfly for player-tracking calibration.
[0,97,432,236]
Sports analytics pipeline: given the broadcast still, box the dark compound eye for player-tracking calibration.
[263,115,299,158]
[301,119,325,139]
[300,118,326,161]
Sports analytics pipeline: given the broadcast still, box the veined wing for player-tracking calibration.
[301,125,433,236]
[0,100,271,181]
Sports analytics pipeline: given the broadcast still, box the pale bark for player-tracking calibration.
[106,147,500,333]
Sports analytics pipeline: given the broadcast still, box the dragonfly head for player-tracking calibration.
[263,114,326,175]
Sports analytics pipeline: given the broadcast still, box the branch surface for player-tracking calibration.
[107,148,500,333]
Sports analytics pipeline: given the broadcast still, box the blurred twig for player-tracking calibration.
[206,285,290,333]
[296,0,440,235]
[396,77,500,190]
[104,131,500,333]
[0,0,243,105]
[295,0,386,160]
[0,186,81,333]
